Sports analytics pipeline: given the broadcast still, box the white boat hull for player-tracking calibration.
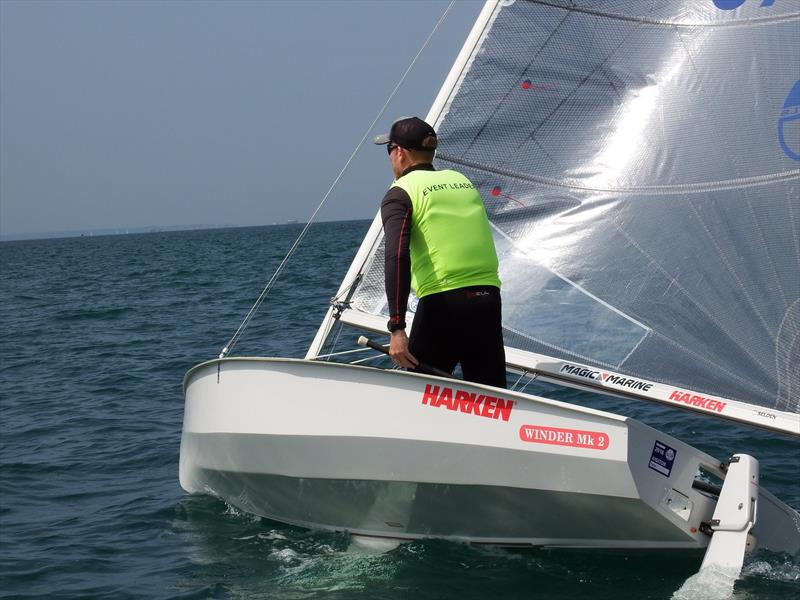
[180,358,800,551]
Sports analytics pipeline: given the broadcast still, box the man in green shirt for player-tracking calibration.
[374,117,506,388]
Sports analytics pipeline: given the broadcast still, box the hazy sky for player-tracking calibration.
[0,0,484,238]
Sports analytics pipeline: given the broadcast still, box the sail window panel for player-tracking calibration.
[349,238,390,316]
[348,239,423,320]
[498,247,646,366]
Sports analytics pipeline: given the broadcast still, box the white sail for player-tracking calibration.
[313,0,800,435]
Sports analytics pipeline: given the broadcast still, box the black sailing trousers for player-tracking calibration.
[408,285,507,389]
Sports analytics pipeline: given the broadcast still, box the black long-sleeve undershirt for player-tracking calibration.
[380,164,436,329]
[381,187,412,328]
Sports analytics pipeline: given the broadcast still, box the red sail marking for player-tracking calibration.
[521,79,560,91]
[490,186,525,208]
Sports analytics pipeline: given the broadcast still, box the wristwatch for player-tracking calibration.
[387,319,406,332]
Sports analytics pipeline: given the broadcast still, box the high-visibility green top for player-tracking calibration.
[391,168,500,298]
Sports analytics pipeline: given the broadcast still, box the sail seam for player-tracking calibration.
[686,200,778,349]
[744,191,789,312]
[437,153,800,195]
[671,25,788,343]
[775,299,799,413]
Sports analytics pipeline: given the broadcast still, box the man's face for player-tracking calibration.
[388,143,404,179]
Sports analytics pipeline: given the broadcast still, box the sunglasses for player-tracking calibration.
[387,143,399,155]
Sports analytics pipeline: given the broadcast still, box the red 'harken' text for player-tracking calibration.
[668,390,726,413]
[422,384,513,421]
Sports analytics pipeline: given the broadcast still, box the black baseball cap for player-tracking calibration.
[374,117,438,151]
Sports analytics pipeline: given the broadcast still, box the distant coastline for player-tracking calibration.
[0,218,368,243]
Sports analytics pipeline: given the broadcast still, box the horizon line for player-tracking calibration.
[0,217,372,243]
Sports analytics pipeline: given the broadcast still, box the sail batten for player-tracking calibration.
[438,153,800,194]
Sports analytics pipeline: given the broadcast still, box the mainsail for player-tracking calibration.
[310,0,800,434]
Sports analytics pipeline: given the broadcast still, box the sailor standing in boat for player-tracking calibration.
[375,117,506,388]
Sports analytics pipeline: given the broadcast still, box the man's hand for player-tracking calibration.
[389,330,419,370]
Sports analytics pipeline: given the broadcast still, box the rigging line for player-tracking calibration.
[510,369,529,391]
[314,346,370,360]
[515,373,538,395]
[327,318,346,361]
[219,0,457,359]
[351,353,393,366]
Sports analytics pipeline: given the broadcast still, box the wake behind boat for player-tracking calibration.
[180,0,800,579]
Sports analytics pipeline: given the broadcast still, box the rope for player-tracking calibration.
[314,345,370,360]
[219,0,457,358]
[325,319,345,361]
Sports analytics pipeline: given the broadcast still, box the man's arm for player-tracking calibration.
[381,188,418,369]
[381,188,412,329]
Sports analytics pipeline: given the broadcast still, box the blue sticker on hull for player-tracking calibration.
[649,441,677,478]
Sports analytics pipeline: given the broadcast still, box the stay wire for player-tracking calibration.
[219,0,457,359]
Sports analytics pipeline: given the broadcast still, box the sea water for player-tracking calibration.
[1,221,798,599]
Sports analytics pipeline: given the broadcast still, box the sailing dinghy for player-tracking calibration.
[180,0,800,574]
